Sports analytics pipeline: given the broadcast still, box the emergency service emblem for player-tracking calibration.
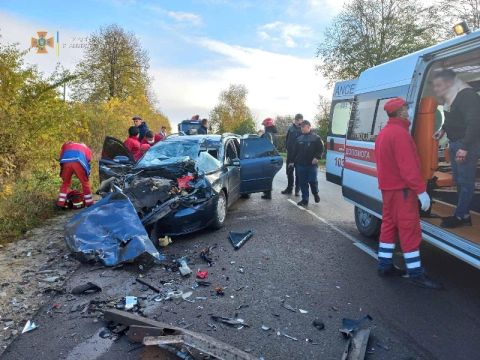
[31,31,54,54]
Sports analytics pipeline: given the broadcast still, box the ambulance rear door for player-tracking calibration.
[326,79,357,185]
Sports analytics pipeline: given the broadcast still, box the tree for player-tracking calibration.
[72,24,150,102]
[316,0,441,84]
[438,0,480,36]
[209,84,255,134]
[314,95,331,146]
[275,115,294,135]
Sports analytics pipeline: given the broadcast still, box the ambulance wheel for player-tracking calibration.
[354,206,381,238]
[211,190,227,230]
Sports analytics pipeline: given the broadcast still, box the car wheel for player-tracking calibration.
[354,206,381,238]
[211,191,227,230]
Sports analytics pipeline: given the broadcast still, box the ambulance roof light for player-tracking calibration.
[453,21,471,36]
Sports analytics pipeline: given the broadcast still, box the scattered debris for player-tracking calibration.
[229,230,254,250]
[312,319,325,331]
[135,278,160,293]
[282,302,297,313]
[177,257,192,277]
[341,328,371,360]
[211,316,249,329]
[200,247,214,266]
[71,282,102,295]
[39,276,60,283]
[214,286,225,296]
[280,332,298,341]
[340,315,373,337]
[181,291,193,300]
[196,270,208,279]
[104,309,256,360]
[166,290,184,300]
[299,309,308,314]
[21,320,38,334]
[124,296,138,310]
[196,280,211,287]
[158,236,172,247]
[261,325,271,331]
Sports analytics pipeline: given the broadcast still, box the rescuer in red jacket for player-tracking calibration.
[57,142,93,208]
[375,98,441,289]
[124,126,142,161]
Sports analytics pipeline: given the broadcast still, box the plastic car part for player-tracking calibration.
[64,191,163,266]
[228,230,254,250]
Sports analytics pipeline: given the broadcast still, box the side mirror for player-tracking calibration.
[113,155,131,164]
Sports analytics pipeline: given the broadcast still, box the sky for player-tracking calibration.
[0,0,344,128]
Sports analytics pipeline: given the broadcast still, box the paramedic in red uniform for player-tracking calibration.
[375,98,442,289]
[124,126,142,161]
[57,142,93,208]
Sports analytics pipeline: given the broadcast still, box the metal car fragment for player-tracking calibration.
[21,320,38,334]
[229,230,254,249]
[339,315,373,337]
[210,316,249,328]
[64,192,163,267]
[71,282,102,295]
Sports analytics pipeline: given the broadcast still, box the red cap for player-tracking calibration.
[384,97,407,115]
[262,118,274,127]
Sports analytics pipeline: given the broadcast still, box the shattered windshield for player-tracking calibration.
[136,140,221,172]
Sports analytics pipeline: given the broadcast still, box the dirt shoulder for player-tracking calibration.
[0,213,79,353]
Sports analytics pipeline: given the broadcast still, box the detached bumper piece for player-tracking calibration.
[228,230,254,250]
[64,192,164,266]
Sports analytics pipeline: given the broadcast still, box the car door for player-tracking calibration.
[239,137,283,194]
[223,140,241,204]
[99,136,135,182]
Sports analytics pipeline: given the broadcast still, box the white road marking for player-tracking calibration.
[287,199,378,260]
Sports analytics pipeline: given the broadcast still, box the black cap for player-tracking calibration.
[294,113,303,120]
[132,115,142,120]
[301,120,311,126]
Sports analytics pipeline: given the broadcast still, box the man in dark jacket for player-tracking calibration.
[432,69,480,228]
[281,113,303,195]
[198,119,208,135]
[261,118,277,144]
[133,115,149,141]
[289,120,323,207]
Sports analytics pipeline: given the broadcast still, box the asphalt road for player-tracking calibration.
[3,168,480,360]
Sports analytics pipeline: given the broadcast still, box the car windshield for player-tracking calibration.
[136,140,221,173]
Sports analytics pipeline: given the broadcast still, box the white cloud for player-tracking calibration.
[151,37,329,128]
[167,11,203,26]
[258,21,313,48]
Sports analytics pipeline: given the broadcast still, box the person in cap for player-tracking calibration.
[375,97,441,289]
[261,117,277,144]
[132,115,149,141]
[289,120,323,207]
[124,126,142,161]
[141,130,162,146]
[282,113,303,196]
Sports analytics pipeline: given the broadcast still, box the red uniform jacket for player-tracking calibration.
[140,134,162,146]
[124,136,142,161]
[374,117,426,195]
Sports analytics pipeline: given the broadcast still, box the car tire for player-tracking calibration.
[354,206,381,238]
[211,190,227,230]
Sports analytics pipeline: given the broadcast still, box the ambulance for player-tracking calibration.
[326,24,480,269]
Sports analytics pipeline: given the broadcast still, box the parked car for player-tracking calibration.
[98,134,283,238]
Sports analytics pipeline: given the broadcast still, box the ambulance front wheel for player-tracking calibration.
[354,206,381,238]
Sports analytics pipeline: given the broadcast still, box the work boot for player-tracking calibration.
[441,215,472,228]
[281,188,292,195]
[297,199,308,207]
[377,266,406,277]
[313,193,320,203]
[408,273,443,290]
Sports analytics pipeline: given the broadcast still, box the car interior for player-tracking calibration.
[415,49,480,244]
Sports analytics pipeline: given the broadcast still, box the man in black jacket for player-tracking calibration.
[282,113,303,195]
[289,120,323,207]
[432,69,480,228]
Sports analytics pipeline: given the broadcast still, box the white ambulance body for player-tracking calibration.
[326,30,480,269]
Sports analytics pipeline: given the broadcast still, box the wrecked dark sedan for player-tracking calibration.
[97,134,283,239]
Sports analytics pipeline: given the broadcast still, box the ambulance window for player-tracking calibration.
[372,98,394,136]
[330,101,352,136]
[348,96,377,142]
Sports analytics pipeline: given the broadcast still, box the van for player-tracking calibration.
[326,30,480,269]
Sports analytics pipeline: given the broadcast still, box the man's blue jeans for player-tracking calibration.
[295,164,319,202]
[449,140,479,218]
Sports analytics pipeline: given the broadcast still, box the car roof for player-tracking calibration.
[164,134,223,144]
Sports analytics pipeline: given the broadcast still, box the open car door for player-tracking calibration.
[99,136,135,182]
[326,80,356,185]
[239,137,283,194]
